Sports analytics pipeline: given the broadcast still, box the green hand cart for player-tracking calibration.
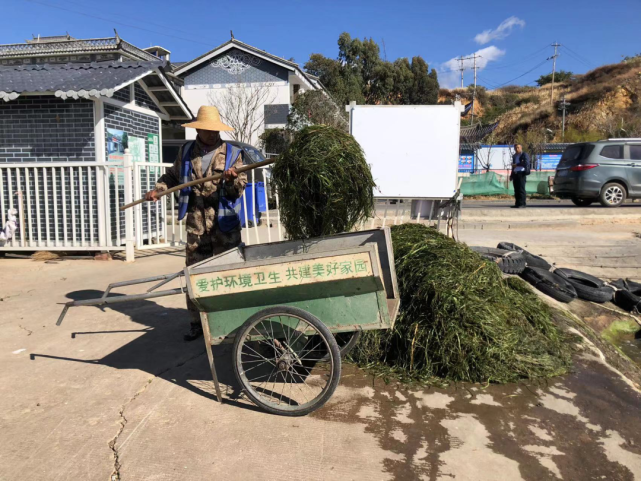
[57,227,399,416]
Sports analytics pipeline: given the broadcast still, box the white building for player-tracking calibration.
[173,38,324,146]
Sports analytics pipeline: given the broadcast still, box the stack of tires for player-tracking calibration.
[470,242,624,306]
[609,279,641,313]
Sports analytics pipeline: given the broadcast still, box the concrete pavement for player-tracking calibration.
[1,246,641,480]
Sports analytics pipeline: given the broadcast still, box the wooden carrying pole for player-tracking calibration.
[120,158,275,211]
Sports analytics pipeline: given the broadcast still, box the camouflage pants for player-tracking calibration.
[185,228,242,325]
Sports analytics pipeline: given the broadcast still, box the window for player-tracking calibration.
[560,144,594,164]
[600,145,623,159]
[630,145,641,160]
[561,146,583,162]
[243,147,265,163]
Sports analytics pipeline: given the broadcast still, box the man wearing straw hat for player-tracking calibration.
[145,106,247,341]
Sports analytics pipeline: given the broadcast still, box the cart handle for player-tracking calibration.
[120,158,275,212]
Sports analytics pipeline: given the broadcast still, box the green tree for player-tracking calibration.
[287,90,348,131]
[304,33,439,107]
[392,58,414,104]
[536,70,574,86]
[410,57,439,104]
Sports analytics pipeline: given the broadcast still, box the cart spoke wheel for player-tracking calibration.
[233,306,341,416]
[314,331,363,360]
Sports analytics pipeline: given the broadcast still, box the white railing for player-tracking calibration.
[0,158,459,256]
[0,162,117,250]
[365,198,456,229]
[133,161,174,250]
[0,159,184,255]
[240,166,282,246]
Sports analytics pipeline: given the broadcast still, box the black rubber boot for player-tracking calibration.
[184,324,203,342]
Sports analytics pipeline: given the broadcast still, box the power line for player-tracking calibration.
[561,48,593,70]
[482,44,550,71]
[51,0,200,38]
[24,0,217,48]
[491,58,550,88]
[562,44,595,68]
[440,44,550,75]
[476,75,500,89]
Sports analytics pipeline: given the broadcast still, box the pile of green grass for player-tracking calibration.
[353,224,574,384]
[271,125,375,239]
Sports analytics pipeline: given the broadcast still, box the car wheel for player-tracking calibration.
[571,197,594,207]
[599,182,626,207]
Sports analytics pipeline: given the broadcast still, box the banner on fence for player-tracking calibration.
[459,154,474,172]
[540,153,562,170]
[460,172,553,196]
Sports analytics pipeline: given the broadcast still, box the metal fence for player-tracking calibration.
[0,158,180,256]
[0,156,458,258]
[1,162,113,250]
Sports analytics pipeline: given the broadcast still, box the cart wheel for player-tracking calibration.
[232,306,341,416]
[313,331,362,360]
[335,331,362,358]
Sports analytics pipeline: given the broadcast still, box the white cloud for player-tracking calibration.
[474,16,525,45]
[439,46,506,89]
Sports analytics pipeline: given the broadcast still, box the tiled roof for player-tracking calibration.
[0,37,159,62]
[174,38,322,90]
[0,61,163,100]
[460,121,500,143]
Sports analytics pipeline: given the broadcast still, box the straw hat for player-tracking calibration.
[182,106,233,131]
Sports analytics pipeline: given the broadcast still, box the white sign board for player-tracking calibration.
[350,105,461,198]
[476,145,513,170]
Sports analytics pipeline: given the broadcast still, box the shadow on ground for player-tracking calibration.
[30,289,262,414]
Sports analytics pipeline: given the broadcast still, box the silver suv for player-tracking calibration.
[553,139,641,207]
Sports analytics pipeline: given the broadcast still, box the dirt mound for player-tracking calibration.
[442,58,641,141]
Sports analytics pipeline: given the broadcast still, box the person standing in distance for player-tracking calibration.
[510,143,530,208]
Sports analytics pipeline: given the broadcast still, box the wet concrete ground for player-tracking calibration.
[2,215,641,479]
[317,354,641,481]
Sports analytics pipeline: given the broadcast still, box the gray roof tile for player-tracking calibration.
[0,61,164,95]
[0,37,159,62]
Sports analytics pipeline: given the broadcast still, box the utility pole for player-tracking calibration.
[548,42,560,104]
[558,96,571,142]
[471,53,481,124]
[458,56,465,89]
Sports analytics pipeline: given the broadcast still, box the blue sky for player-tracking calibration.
[7,0,641,89]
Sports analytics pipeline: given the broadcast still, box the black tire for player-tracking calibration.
[232,306,341,416]
[496,242,552,270]
[335,331,362,358]
[608,278,641,296]
[520,267,578,303]
[608,278,629,291]
[613,290,641,312]
[571,197,594,207]
[625,279,641,296]
[470,247,526,274]
[599,182,626,208]
[314,331,363,361]
[555,268,614,303]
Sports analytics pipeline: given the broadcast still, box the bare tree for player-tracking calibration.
[476,132,500,173]
[512,126,546,172]
[208,80,277,144]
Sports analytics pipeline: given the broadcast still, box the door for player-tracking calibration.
[626,144,641,196]
[597,144,629,190]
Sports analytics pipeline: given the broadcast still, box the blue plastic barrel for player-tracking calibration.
[255,182,266,212]
[239,182,264,227]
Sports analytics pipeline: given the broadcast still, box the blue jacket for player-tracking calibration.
[512,152,530,173]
